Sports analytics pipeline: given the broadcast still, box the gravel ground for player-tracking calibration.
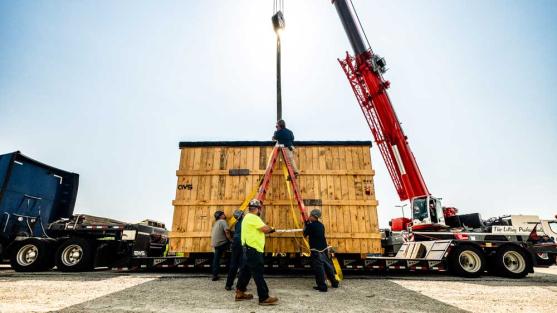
[0,266,556,313]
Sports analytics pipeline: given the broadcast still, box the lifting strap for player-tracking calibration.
[281,162,310,255]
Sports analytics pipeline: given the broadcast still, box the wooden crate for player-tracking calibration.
[169,141,381,256]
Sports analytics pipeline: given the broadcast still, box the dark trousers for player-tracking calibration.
[311,250,338,290]
[212,242,229,278]
[225,243,243,287]
[236,246,269,301]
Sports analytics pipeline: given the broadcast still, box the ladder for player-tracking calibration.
[256,144,308,223]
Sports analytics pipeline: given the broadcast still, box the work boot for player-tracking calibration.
[313,286,327,292]
[331,281,339,288]
[259,296,279,305]
[235,290,254,301]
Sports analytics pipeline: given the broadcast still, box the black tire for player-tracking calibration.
[9,238,54,272]
[55,237,95,272]
[448,244,486,278]
[493,245,532,278]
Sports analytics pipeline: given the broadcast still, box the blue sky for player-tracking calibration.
[1,0,556,227]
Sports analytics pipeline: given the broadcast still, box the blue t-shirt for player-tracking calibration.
[273,128,294,148]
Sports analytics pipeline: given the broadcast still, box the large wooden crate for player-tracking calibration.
[169,141,381,256]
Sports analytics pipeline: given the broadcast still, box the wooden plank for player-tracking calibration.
[351,146,361,170]
[325,146,333,170]
[170,232,380,239]
[178,149,188,170]
[172,198,378,207]
[176,169,375,176]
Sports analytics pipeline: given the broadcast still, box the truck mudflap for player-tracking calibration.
[529,243,557,266]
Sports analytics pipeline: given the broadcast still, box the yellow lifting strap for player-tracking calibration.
[331,253,344,281]
[227,180,260,228]
[280,162,343,281]
[280,162,310,255]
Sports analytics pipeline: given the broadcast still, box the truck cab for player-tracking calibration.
[0,151,78,262]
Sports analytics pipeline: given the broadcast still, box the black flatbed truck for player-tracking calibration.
[0,151,168,272]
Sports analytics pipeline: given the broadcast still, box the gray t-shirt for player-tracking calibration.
[211,219,229,247]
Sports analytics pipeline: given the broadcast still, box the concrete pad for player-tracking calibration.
[0,273,155,313]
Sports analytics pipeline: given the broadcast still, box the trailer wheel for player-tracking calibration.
[448,245,485,278]
[494,245,531,278]
[55,237,95,272]
[9,239,53,272]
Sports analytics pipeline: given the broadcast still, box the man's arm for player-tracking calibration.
[259,225,276,234]
[272,130,278,141]
[303,221,310,237]
[221,221,232,241]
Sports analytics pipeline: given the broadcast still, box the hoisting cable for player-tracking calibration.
[349,0,371,51]
[272,0,285,121]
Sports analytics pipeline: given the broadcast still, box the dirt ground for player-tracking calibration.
[0,266,556,313]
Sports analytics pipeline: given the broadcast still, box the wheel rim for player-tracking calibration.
[503,251,526,273]
[16,244,39,266]
[61,244,83,266]
[459,250,482,273]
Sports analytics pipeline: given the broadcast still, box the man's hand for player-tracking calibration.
[259,225,275,234]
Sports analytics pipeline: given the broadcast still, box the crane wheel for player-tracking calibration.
[493,245,531,278]
[55,237,95,272]
[9,238,54,272]
[448,244,485,278]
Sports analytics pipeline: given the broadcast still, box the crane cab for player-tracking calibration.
[389,196,447,231]
[410,196,446,230]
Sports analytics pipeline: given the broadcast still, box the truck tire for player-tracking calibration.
[9,238,54,272]
[493,245,531,278]
[55,237,95,272]
[448,245,485,278]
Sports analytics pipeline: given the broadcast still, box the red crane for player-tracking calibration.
[331,0,450,230]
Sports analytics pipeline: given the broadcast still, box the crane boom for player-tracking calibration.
[332,0,430,202]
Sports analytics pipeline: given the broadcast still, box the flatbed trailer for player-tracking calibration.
[114,234,555,280]
[7,214,168,272]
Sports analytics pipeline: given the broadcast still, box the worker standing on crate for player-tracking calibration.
[235,199,279,305]
[272,119,299,176]
[304,209,339,292]
[211,210,231,281]
[225,210,244,290]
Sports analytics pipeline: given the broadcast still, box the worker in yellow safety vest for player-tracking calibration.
[234,199,279,306]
